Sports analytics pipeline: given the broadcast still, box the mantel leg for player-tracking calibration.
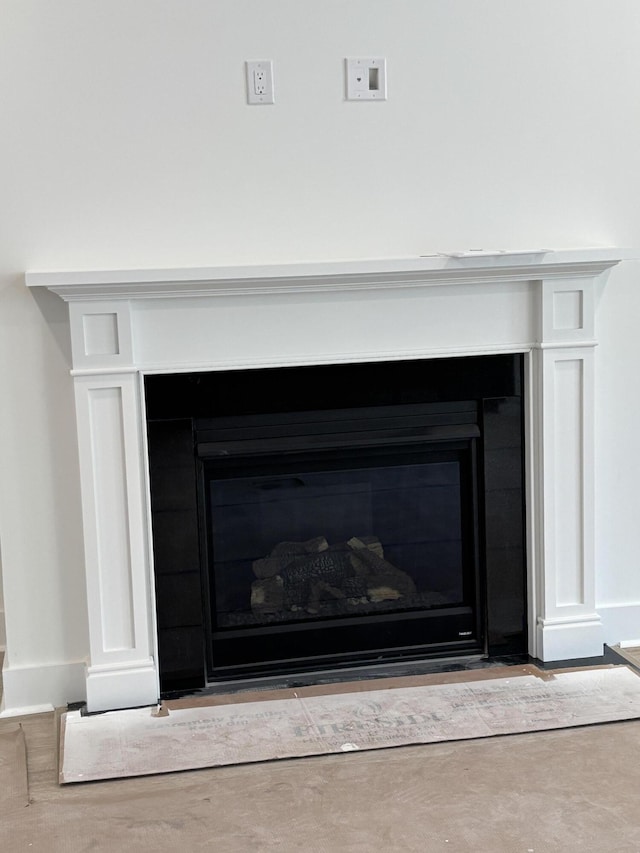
[74,372,159,711]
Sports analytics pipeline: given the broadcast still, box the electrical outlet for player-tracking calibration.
[253,69,266,95]
[345,58,387,101]
[246,60,274,105]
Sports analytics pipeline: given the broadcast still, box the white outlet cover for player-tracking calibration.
[246,60,275,105]
[345,58,387,101]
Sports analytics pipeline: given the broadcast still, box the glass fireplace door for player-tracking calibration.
[202,439,481,677]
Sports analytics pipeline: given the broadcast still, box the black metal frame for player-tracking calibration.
[198,431,484,679]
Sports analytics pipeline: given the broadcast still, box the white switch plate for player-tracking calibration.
[345,58,387,100]
[246,60,274,105]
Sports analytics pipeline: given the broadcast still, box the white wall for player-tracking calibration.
[0,537,5,651]
[1,1,639,710]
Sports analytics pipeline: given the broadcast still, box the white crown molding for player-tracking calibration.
[25,248,630,302]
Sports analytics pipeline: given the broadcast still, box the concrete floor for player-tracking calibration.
[3,656,640,851]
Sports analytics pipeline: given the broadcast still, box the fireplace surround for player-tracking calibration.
[146,354,526,691]
[26,248,624,712]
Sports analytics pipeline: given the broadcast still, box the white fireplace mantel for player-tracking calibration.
[27,248,626,712]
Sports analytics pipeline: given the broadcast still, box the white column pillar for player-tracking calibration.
[532,277,603,660]
[70,301,158,711]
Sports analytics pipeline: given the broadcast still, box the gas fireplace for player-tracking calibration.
[26,249,624,711]
[146,356,526,691]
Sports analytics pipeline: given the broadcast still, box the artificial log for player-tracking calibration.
[250,575,284,616]
[281,550,367,612]
[253,536,329,579]
[354,536,384,559]
[270,537,329,557]
[367,585,403,603]
[307,580,347,614]
[347,537,417,598]
[249,534,416,617]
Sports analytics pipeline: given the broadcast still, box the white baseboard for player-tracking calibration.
[599,602,640,649]
[534,603,640,661]
[0,659,86,717]
[86,661,159,713]
[535,614,604,662]
[0,603,637,716]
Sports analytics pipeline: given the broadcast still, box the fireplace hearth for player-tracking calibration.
[146,355,526,691]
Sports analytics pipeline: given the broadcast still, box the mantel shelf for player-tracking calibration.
[25,248,630,302]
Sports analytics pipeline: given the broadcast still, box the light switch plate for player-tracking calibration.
[345,58,387,100]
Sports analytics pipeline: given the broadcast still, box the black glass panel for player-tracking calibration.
[208,455,472,634]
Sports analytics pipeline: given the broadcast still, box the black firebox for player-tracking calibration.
[146,355,527,693]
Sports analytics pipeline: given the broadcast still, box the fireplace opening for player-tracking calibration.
[146,355,526,693]
[200,401,481,675]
